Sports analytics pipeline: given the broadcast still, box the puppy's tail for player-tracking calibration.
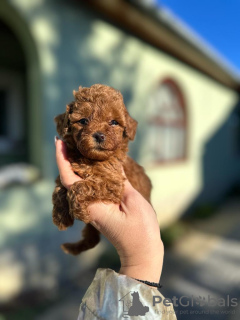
[61,224,100,255]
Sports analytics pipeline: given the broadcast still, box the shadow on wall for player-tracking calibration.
[184,95,240,216]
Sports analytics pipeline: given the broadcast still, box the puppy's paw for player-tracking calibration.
[57,223,68,231]
[52,212,74,230]
[61,242,81,255]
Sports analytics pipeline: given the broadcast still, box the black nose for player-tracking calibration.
[93,132,105,143]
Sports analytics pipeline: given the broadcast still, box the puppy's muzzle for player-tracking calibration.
[93,132,105,143]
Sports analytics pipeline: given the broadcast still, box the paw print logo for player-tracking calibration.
[195,296,206,307]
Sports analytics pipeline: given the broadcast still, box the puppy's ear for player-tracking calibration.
[54,112,68,137]
[54,103,73,138]
[124,111,138,141]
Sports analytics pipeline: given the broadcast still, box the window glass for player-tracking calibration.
[145,79,187,164]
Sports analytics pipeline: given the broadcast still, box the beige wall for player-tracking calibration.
[88,21,238,227]
[139,50,237,227]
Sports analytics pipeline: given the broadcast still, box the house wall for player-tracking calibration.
[0,0,239,301]
[74,20,240,226]
[134,49,240,225]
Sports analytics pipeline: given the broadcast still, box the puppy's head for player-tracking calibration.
[55,84,137,160]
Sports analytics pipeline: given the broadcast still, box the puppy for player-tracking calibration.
[52,84,152,255]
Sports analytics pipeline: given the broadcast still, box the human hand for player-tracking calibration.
[55,138,164,283]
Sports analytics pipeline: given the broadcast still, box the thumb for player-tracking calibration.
[55,137,81,189]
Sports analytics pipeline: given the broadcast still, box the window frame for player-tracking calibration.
[148,78,188,166]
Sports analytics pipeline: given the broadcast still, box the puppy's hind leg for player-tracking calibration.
[61,224,100,255]
[52,176,74,230]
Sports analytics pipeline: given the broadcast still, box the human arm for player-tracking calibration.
[55,138,177,319]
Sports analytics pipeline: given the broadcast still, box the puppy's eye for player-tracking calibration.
[78,118,88,125]
[110,120,119,126]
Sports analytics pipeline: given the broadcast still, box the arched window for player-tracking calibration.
[146,79,187,163]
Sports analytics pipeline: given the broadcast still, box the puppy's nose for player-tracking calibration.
[93,132,105,143]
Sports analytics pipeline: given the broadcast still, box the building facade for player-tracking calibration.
[0,0,240,302]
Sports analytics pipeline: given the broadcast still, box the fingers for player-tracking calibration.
[121,167,152,215]
[121,167,138,205]
[121,166,135,193]
[55,137,81,188]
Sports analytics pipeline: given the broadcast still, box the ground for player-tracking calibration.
[161,197,240,320]
[4,197,240,320]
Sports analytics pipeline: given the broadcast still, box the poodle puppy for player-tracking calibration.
[52,84,152,255]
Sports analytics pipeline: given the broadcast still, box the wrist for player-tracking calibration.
[119,240,164,283]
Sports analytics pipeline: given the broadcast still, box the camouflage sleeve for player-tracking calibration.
[77,268,177,320]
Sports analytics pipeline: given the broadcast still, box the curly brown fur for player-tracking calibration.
[52,84,152,255]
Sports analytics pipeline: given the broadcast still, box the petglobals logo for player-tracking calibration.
[153,294,238,308]
[119,291,149,318]
[152,294,238,316]
[119,291,239,318]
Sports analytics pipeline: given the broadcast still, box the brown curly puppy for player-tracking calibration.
[52,84,152,255]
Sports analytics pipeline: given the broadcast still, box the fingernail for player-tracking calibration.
[54,136,59,144]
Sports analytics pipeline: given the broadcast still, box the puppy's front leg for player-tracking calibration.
[67,180,94,223]
[67,177,123,222]
[52,176,74,230]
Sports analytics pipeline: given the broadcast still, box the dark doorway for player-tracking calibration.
[0,19,28,166]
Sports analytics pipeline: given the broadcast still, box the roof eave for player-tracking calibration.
[80,0,240,91]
